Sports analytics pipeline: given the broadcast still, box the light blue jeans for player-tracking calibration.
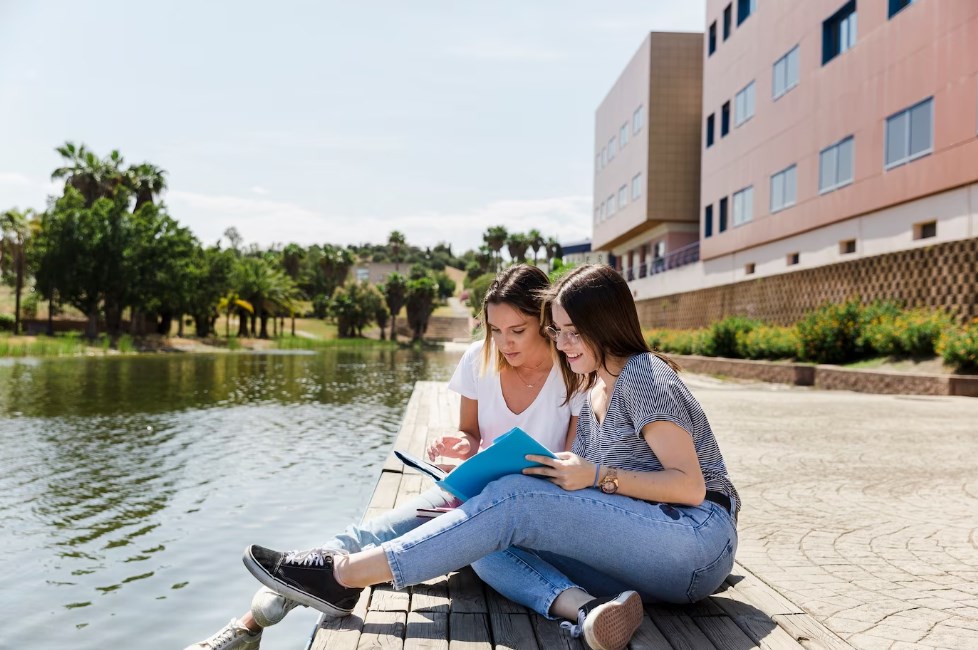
[381,475,738,615]
[318,486,579,618]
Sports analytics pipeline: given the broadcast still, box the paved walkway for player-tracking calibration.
[683,373,978,649]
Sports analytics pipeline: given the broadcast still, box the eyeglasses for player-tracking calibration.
[545,325,581,345]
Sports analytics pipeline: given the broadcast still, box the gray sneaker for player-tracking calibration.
[250,586,301,628]
[185,618,261,650]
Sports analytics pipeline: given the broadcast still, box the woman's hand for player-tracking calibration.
[426,433,476,461]
[522,452,595,491]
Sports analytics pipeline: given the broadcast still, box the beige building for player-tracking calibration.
[591,32,704,283]
[618,0,978,326]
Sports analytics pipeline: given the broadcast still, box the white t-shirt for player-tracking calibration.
[448,340,585,452]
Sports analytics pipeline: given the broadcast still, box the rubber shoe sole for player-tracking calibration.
[582,591,644,650]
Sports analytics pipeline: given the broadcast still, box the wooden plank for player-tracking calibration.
[366,471,404,512]
[735,616,812,650]
[357,610,406,650]
[404,611,449,650]
[484,583,530,615]
[722,564,805,616]
[371,584,411,612]
[411,576,451,613]
[448,612,492,650]
[489,613,539,650]
[311,587,370,650]
[530,616,585,650]
[771,614,854,650]
[627,614,673,650]
[394,474,426,508]
[650,613,719,650]
[694,614,764,649]
[447,568,487,614]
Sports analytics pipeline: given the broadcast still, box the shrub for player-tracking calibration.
[896,309,953,357]
[796,300,865,364]
[466,273,496,317]
[708,316,761,358]
[0,314,13,332]
[938,320,978,373]
[647,328,712,356]
[735,325,799,360]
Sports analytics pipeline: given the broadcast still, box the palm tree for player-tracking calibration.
[0,209,31,334]
[126,162,168,209]
[388,231,406,272]
[506,233,530,264]
[483,226,508,272]
[527,229,544,265]
[217,292,254,338]
[51,142,126,206]
[544,237,562,269]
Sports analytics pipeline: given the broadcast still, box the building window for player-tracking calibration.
[914,221,937,240]
[355,268,370,282]
[823,1,857,65]
[600,147,606,168]
[745,262,755,275]
[593,208,600,224]
[723,4,732,40]
[595,153,601,173]
[787,252,800,266]
[654,241,665,259]
[719,197,729,232]
[721,101,731,137]
[839,239,856,254]
[632,105,644,134]
[618,185,627,209]
[708,22,717,55]
[619,124,628,149]
[704,205,714,238]
[885,97,933,169]
[889,0,915,18]
[773,45,800,99]
[737,0,757,25]
[607,136,617,161]
[607,194,616,215]
[733,186,754,226]
[819,135,854,193]
[631,173,642,201]
[770,164,797,213]
[735,81,756,126]
[706,113,715,147]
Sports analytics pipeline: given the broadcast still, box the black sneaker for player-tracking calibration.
[242,545,361,618]
[559,590,643,650]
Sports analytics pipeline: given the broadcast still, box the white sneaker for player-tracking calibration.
[185,618,261,650]
[250,586,301,628]
[560,591,643,650]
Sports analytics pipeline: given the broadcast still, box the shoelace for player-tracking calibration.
[282,547,349,567]
[559,609,586,638]
[208,620,249,648]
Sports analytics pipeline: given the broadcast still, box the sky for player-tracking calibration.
[0,1,704,255]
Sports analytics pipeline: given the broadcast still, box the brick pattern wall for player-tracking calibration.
[637,238,978,328]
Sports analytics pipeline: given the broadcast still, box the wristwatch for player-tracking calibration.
[599,468,619,494]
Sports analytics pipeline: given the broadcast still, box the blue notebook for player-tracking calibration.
[394,427,557,502]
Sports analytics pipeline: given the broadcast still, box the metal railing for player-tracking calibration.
[622,242,700,281]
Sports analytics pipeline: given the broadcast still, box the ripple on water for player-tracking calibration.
[0,347,463,649]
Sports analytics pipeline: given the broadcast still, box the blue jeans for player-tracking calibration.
[382,475,738,612]
[317,486,578,618]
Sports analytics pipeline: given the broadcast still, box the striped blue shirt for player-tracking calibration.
[572,353,740,513]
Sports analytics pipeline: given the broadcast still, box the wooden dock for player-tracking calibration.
[309,382,853,650]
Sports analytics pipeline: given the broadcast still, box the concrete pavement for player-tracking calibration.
[683,373,978,649]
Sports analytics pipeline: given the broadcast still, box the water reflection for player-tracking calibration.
[0,347,462,649]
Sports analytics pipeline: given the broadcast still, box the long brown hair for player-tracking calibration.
[543,264,678,395]
[479,264,551,372]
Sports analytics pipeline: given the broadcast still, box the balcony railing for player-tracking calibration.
[622,242,699,281]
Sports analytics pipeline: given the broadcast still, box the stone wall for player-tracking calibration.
[637,237,978,328]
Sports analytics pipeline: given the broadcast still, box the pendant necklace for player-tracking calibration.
[514,362,547,389]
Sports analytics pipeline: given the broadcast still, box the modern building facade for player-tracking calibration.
[618,0,978,326]
[560,239,615,268]
[591,32,704,284]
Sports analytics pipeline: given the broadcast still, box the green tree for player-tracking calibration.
[545,237,562,268]
[0,209,32,334]
[405,274,437,342]
[527,229,544,265]
[125,162,168,209]
[483,225,508,272]
[388,230,406,272]
[329,281,381,338]
[383,272,407,342]
[506,232,530,264]
[51,142,126,207]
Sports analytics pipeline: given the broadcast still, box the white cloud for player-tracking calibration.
[250,185,269,195]
[0,172,32,186]
[167,189,593,254]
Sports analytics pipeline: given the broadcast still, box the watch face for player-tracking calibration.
[600,478,618,494]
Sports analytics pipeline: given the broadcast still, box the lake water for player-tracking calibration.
[0,347,464,649]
